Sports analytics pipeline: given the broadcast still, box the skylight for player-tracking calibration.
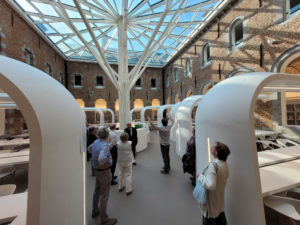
[10,0,226,67]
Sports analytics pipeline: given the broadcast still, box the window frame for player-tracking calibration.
[288,0,300,15]
[166,73,170,87]
[59,72,64,84]
[173,67,179,83]
[74,74,82,88]
[96,75,104,88]
[45,63,53,76]
[184,57,192,77]
[135,78,142,89]
[24,48,34,66]
[150,78,157,89]
[201,42,212,67]
[229,18,244,52]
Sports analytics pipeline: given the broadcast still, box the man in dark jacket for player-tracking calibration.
[87,127,98,161]
[124,123,138,165]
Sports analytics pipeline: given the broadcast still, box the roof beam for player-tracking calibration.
[73,0,119,88]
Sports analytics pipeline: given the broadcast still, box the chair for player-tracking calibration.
[277,138,300,147]
[0,184,16,197]
[258,140,285,149]
[288,188,300,200]
[0,166,16,180]
[264,195,300,224]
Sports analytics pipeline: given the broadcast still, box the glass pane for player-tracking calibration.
[97,76,103,86]
[151,79,156,88]
[75,75,82,86]
[11,0,223,67]
[290,0,300,13]
[136,78,141,87]
[235,21,243,45]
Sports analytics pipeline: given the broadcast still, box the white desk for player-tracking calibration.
[0,149,29,159]
[258,146,300,167]
[136,128,148,152]
[0,138,30,148]
[255,130,279,139]
[0,192,27,225]
[260,159,300,197]
[0,156,29,167]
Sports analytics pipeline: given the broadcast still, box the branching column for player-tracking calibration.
[117,11,131,129]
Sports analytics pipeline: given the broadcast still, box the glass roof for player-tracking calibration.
[10,0,225,67]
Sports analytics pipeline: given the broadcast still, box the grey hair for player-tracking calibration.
[97,126,109,139]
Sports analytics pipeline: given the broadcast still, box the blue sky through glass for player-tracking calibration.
[11,0,223,67]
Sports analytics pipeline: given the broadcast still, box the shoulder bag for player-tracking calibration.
[193,162,218,204]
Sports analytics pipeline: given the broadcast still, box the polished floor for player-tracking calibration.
[86,131,201,225]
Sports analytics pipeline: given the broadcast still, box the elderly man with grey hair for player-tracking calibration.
[90,126,117,225]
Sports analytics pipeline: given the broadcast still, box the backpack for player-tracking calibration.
[182,152,195,174]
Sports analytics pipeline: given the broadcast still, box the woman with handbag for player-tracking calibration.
[197,142,230,225]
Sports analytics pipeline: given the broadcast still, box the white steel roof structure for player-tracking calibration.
[8,0,225,67]
[6,0,230,129]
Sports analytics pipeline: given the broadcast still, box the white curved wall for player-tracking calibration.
[195,72,300,225]
[97,108,115,123]
[140,106,160,123]
[130,108,143,122]
[83,107,104,126]
[170,102,182,142]
[175,95,202,157]
[157,104,173,126]
[0,56,85,225]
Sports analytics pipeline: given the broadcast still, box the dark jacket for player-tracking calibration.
[124,127,138,147]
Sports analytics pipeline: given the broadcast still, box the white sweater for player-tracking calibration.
[198,159,229,218]
[117,141,134,165]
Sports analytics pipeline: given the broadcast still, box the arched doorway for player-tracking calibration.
[115,99,119,122]
[184,88,193,99]
[95,99,107,122]
[271,45,300,125]
[174,93,180,103]
[133,99,144,121]
[76,99,85,108]
[151,99,160,119]
[199,80,215,95]
[95,98,107,109]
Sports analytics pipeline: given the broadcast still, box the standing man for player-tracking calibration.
[124,123,138,165]
[87,127,98,176]
[109,123,118,185]
[90,126,117,225]
[148,116,173,174]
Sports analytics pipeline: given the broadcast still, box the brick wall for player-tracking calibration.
[68,61,163,123]
[0,0,163,131]
[164,0,300,104]
[0,1,66,135]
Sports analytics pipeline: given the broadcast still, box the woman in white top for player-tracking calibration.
[117,132,134,195]
[198,141,230,225]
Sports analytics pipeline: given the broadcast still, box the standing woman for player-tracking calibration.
[117,132,134,195]
[197,142,231,225]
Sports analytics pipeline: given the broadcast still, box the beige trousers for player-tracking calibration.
[118,163,133,193]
